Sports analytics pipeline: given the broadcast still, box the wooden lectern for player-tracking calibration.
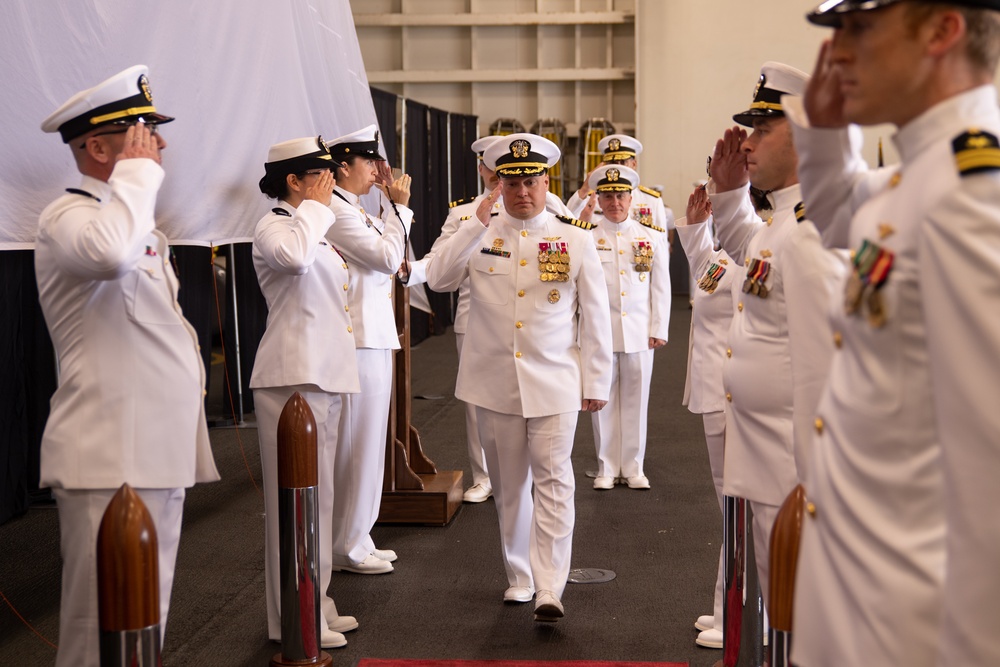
[377,276,463,525]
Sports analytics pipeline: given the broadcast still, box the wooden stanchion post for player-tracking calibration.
[96,483,161,667]
[768,484,806,667]
[271,392,332,667]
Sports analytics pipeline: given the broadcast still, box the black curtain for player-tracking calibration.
[425,107,452,336]
[404,100,431,344]
[371,87,398,168]
[0,251,56,524]
[222,242,267,417]
[171,245,215,401]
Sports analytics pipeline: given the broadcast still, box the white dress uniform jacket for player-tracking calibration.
[676,218,736,415]
[426,209,613,415]
[36,159,219,489]
[787,86,1000,667]
[326,186,412,349]
[250,200,360,393]
[709,183,800,505]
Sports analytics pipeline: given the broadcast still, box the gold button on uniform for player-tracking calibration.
[738,302,743,312]
[520,230,528,237]
[619,250,624,255]
[203,389,208,397]
[620,270,625,276]
[343,284,348,291]
[814,417,824,435]
[726,392,732,402]
[348,326,353,333]
[489,267,495,273]
[621,291,626,297]
[345,306,350,312]
[807,501,817,517]
[515,321,523,329]
[726,347,732,358]
[342,263,348,269]
[833,331,843,348]
[520,259,527,266]
[622,312,627,317]
[518,290,525,297]
[515,351,522,358]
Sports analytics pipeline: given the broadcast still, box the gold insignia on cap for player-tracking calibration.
[753,73,765,100]
[138,74,153,103]
[878,223,895,240]
[608,138,621,152]
[607,168,620,182]
[511,139,530,159]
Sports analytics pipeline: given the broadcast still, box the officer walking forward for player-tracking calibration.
[424,134,613,623]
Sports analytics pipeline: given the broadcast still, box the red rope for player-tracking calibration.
[0,587,58,650]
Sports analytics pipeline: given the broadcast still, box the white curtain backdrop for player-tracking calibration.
[0,0,377,248]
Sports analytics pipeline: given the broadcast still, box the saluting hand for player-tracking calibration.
[710,127,748,192]
[388,173,412,207]
[579,192,598,223]
[117,123,161,165]
[304,170,334,206]
[805,40,847,129]
[476,185,501,226]
[576,167,598,199]
[685,185,712,225]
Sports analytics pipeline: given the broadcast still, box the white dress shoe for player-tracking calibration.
[503,586,535,603]
[463,483,493,503]
[696,628,723,649]
[695,614,714,632]
[332,554,393,574]
[626,475,650,489]
[328,615,358,633]
[593,476,615,490]
[373,548,397,562]
[321,628,347,649]
[533,590,564,622]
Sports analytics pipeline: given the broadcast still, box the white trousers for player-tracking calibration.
[702,411,726,629]
[255,385,343,640]
[477,407,578,597]
[455,332,489,486]
[591,348,654,478]
[54,486,185,667]
[332,348,392,564]
[750,499,780,618]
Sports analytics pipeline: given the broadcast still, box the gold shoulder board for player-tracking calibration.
[556,214,596,230]
[638,185,662,198]
[953,129,1000,176]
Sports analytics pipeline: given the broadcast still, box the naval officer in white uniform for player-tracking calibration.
[705,62,812,625]
[423,134,613,623]
[577,165,671,490]
[36,65,220,667]
[787,2,1000,665]
[250,136,361,648]
[325,125,413,575]
[408,135,574,504]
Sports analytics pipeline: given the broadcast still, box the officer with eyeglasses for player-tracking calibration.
[37,65,220,667]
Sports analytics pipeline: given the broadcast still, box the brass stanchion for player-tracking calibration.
[768,485,806,667]
[97,483,161,667]
[271,393,333,667]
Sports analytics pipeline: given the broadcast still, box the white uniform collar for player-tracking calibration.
[334,185,361,208]
[766,182,802,213]
[893,84,1000,166]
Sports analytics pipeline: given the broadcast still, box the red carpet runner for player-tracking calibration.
[359,660,687,667]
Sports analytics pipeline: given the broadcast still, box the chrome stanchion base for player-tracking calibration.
[99,625,160,667]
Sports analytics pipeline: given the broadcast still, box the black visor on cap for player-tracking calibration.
[57,90,175,143]
[809,0,1000,26]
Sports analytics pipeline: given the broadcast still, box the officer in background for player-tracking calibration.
[578,165,671,490]
[423,134,612,623]
[786,2,1000,665]
[407,135,573,504]
[250,136,360,649]
[675,185,736,650]
[567,134,675,234]
[37,65,220,667]
[705,61,812,634]
[325,125,413,575]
